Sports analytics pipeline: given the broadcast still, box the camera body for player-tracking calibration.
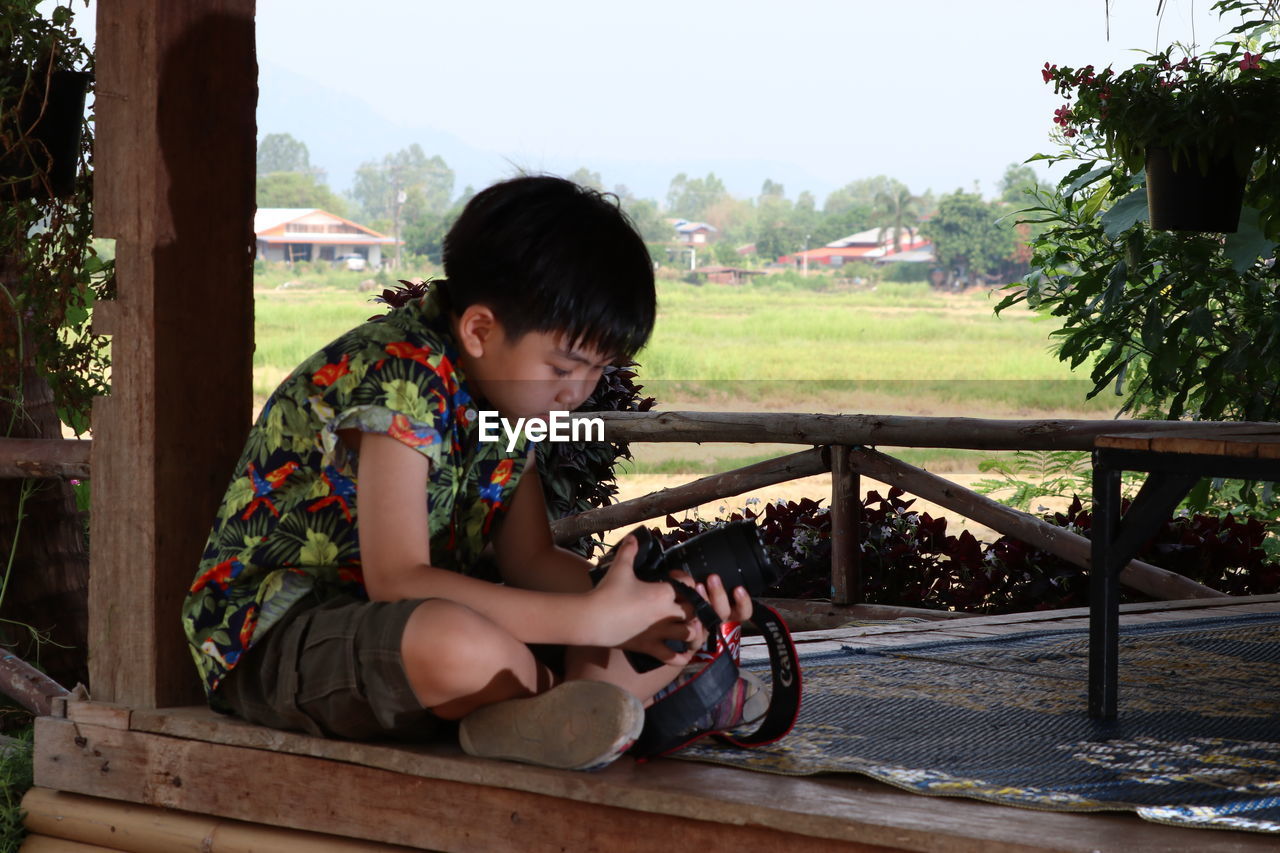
[623,520,779,595]
[597,520,781,672]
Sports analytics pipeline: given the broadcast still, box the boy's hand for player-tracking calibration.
[590,536,701,664]
[670,570,754,651]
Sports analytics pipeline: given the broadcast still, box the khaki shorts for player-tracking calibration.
[217,594,443,741]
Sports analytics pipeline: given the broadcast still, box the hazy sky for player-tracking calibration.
[65,0,1235,201]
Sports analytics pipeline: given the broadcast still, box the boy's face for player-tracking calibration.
[456,307,612,419]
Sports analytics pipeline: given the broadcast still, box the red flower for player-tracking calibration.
[312,353,351,387]
[1042,62,1056,83]
[1053,105,1073,126]
[385,340,434,368]
[1240,52,1261,71]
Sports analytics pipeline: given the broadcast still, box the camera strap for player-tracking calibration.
[631,595,802,759]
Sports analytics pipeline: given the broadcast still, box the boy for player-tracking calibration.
[182,176,753,771]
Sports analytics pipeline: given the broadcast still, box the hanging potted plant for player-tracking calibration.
[0,4,91,202]
[1042,0,1280,233]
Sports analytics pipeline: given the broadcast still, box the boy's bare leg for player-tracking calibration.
[399,599,554,719]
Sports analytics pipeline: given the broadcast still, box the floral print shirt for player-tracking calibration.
[181,289,527,705]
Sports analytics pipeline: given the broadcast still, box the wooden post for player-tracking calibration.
[89,0,257,707]
[829,445,862,605]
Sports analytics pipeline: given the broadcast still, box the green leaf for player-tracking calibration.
[1222,206,1277,272]
[1101,188,1150,239]
[1099,260,1128,315]
[1062,165,1111,198]
[1187,306,1213,338]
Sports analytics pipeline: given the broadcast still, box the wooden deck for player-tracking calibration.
[26,594,1280,853]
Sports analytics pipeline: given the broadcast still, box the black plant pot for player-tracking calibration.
[1144,146,1249,233]
[0,69,91,202]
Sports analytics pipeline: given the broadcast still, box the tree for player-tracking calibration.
[998,162,1046,205]
[871,185,921,253]
[824,176,907,216]
[759,179,785,201]
[822,176,909,245]
[666,172,728,220]
[566,167,603,191]
[919,190,1016,285]
[351,145,455,222]
[256,171,349,216]
[621,196,667,244]
[351,145,455,266]
[1002,158,1280,430]
[257,132,314,177]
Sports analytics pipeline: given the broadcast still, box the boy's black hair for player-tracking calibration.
[440,175,656,360]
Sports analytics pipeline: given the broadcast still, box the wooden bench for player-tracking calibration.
[1090,425,1280,717]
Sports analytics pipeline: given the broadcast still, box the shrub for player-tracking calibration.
[881,261,931,282]
[654,489,1280,614]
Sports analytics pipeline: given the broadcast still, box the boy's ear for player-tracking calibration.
[455,304,499,358]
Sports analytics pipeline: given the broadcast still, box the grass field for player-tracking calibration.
[252,276,1112,476]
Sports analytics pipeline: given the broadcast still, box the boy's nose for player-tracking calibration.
[555,377,593,409]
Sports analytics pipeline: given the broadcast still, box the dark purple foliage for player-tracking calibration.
[654,490,1280,614]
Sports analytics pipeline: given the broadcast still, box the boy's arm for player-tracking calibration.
[490,459,598,594]
[353,433,696,658]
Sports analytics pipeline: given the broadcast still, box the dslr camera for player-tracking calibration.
[596,520,781,671]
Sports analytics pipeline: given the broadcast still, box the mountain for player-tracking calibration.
[257,62,835,204]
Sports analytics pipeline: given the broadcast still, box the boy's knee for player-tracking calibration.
[403,599,503,660]
[400,600,532,706]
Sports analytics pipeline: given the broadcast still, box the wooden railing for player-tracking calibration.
[6,412,1254,614]
[549,412,1243,606]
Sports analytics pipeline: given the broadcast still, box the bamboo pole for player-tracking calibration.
[19,836,118,852]
[0,649,68,716]
[584,411,1275,451]
[549,447,828,544]
[0,439,90,479]
[841,446,1226,601]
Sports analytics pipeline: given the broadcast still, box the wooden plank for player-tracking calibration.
[754,599,973,633]
[21,788,419,852]
[89,0,256,708]
[65,701,131,730]
[0,439,90,479]
[36,713,1280,852]
[36,718,897,852]
[1150,436,1228,456]
[1095,426,1280,459]
[1094,434,1154,451]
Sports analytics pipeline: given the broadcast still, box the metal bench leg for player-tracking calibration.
[1090,458,1122,719]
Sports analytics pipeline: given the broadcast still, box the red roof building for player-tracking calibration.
[254,208,399,267]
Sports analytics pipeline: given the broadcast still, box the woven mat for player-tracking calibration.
[677,612,1280,834]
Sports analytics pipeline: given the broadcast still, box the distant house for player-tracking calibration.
[778,227,933,268]
[671,219,718,244]
[690,265,766,286]
[254,208,399,267]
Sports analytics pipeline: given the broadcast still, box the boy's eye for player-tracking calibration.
[551,366,572,378]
